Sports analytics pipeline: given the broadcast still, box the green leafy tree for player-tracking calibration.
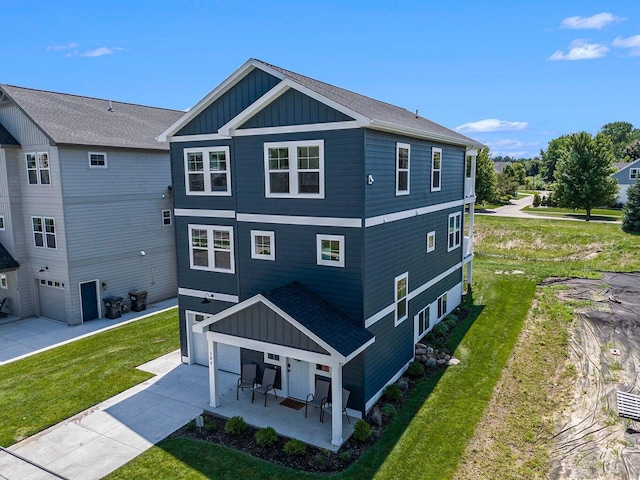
[474,148,497,204]
[622,181,640,233]
[624,140,640,161]
[599,122,640,161]
[553,132,618,221]
[541,135,571,182]
[502,162,526,185]
[496,172,519,200]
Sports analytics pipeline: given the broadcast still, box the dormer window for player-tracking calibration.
[264,140,324,198]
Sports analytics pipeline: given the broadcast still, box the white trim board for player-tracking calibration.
[365,200,463,228]
[178,287,239,304]
[175,209,236,219]
[237,213,362,228]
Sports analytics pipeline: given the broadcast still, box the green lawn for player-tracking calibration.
[522,205,623,220]
[0,308,179,447]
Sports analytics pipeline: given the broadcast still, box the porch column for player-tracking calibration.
[207,333,220,407]
[330,362,344,447]
[467,202,475,286]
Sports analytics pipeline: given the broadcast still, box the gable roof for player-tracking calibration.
[160,58,483,148]
[0,123,18,146]
[613,159,640,173]
[0,242,19,273]
[0,84,184,151]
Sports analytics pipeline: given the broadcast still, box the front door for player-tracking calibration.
[287,358,310,400]
[80,281,99,322]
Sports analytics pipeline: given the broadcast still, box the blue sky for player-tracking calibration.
[3,0,639,158]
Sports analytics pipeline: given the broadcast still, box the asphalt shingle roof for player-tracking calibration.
[0,243,19,273]
[0,85,184,151]
[0,123,18,145]
[255,59,481,147]
[263,281,374,358]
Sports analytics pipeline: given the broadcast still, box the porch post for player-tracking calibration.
[467,202,475,287]
[330,362,343,447]
[207,333,220,407]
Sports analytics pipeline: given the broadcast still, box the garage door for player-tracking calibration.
[192,330,209,365]
[39,280,66,322]
[189,312,240,372]
[217,344,240,374]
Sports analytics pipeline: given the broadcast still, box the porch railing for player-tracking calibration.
[464,178,475,198]
[463,236,472,258]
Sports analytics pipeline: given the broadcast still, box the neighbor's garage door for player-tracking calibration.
[39,281,66,322]
[217,344,240,374]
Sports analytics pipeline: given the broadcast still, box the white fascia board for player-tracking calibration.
[365,199,463,228]
[465,148,479,156]
[167,133,232,143]
[179,288,239,305]
[233,121,361,137]
[367,120,483,149]
[174,208,236,219]
[237,213,362,228]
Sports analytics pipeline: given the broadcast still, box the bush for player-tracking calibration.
[339,451,351,462]
[224,416,246,435]
[533,193,541,207]
[443,314,457,330]
[255,426,278,447]
[381,384,403,403]
[314,453,326,464]
[283,439,307,456]
[352,420,372,442]
[406,361,425,378]
[205,420,217,432]
[382,403,397,418]
[432,322,449,337]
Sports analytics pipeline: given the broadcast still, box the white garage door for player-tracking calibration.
[192,330,209,366]
[189,312,240,372]
[217,344,240,374]
[39,281,66,322]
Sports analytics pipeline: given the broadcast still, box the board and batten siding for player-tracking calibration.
[0,103,51,147]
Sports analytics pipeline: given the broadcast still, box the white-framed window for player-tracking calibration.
[32,216,56,249]
[316,234,344,267]
[264,140,324,198]
[265,352,282,365]
[431,147,442,191]
[188,224,235,273]
[630,168,639,180]
[0,274,7,289]
[415,305,430,340]
[251,230,275,261]
[426,231,436,253]
[184,146,231,196]
[448,212,461,251]
[88,152,107,168]
[315,363,331,377]
[395,272,408,325]
[0,215,5,231]
[162,209,172,226]
[396,142,410,195]
[26,152,50,185]
[39,278,65,289]
[437,292,448,319]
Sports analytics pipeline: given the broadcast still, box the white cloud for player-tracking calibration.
[455,118,528,133]
[612,35,640,56]
[46,42,79,51]
[485,139,539,158]
[549,39,608,61]
[79,47,124,57]
[560,12,625,30]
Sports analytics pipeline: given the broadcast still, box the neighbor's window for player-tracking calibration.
[396,143,410,195]
[395,273,408,325]
[89,152,107,168]
[431,147,442,191]
[317,234,344,267]
[630,168,639,180]
[162,209,172,226]
[416,305,430,339]
[184,146,231,195]
[26,152,51,185]
[264,140,324,198]
[448,212,461,251]
[437,292,448,319]
[0,274,7,289]
[426,231,436,253]
[188,224,234,273]
[251,230,275,261]
[0,215,4,231]
[32,216,56,249]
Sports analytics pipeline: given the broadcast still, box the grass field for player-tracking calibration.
[522,205,623,221]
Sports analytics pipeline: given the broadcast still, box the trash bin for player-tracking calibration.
[129,290,147,312]
[103,296,123,319]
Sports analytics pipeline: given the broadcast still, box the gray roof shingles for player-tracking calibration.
[0,85,184,151]
[263,281,373,358]
[0,243,19,273]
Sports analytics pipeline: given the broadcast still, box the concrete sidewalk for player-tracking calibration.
[0,351,209,480]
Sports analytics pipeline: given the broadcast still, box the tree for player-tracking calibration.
[624,139,640,161]
[475,148,497,204]
[622,181,640,233]
[541,135,571,182]
[599,122,640,161]
[503,162,526,185]
[553,132,618,221]
[496,172,519,200]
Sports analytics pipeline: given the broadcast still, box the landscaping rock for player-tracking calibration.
[448,358,461,366]
[415,347,427,355]
[426,357,437,367]
[436,359,447,365]
[416,343,428,350]
[444,354,451,361]
[397,380,409,391]
[426,346,434,355]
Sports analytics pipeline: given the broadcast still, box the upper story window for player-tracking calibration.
[264,140,324,198]
[431,147,442,191]
[0,215,5,231]
[162,210,172,226]
[32,216,56,249]
[0,274,7,289]
[316,234,344,267]
[184,146,231,196]
[188,224,234,273]
[630,168,639,180]
[89,152,107,168]
[251,230,275,261]
[26,152,50,185]
[448,212,461,251]
[426,231,436,253]
[395,272,408,325]
[396,143,410,196]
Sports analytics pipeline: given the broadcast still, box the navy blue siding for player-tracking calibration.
[343,352,365,413]
[240,89,354,129]
[177,69,280,136]
[364,129,465,217]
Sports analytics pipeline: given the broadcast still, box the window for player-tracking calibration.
[0,274,7,289]
[39,278,65,289]
[431,147,442,191]
[630,168,639,180]
[416,305,430,339]
[26,152,50,185]
[396,143,410,195]
[264,140,324,198]
[426,231,436,253]
[437,292,448,319]
[0,215,4,231]
[32,217,56,249]
[265,352,282,365]
[251,230,275,261]
[184,146,231,195]
[162,209,172,226]
[317,234,344,267]
[448,212,461,251]
[395,273,408,325]
[89,152,107,168]
[188,225,235,273]
[316,363,331,377]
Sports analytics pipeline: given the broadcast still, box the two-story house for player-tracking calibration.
[613,159,640,204]
[159,59,481,447]
[0,85,183,325]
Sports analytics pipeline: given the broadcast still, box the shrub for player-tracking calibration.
[352,420,372,442]
[255,426,278,448]
[185,420,196,432]
[432,322,449,337]
[205,420,217,432]
[283,439,307,456]
[406,361,425,378]
[314,453,326,465]
[382,403,397,418]
[381,384,403,403]
[224,416,246,435]
[339,451,351,462]
[443,315,457,330]
[533,193,541,207]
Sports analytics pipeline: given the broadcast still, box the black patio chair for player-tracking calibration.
[305,378,330,421]
[237,364,257,400]
[252,368,278,406]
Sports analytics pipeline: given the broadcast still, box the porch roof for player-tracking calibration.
[0,243,19,273]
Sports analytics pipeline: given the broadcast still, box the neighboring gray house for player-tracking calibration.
[0,85,183,324]
[159,59,481,447]
[612,159,640,203]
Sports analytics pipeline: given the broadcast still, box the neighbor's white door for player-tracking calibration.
[287,358,310,400]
